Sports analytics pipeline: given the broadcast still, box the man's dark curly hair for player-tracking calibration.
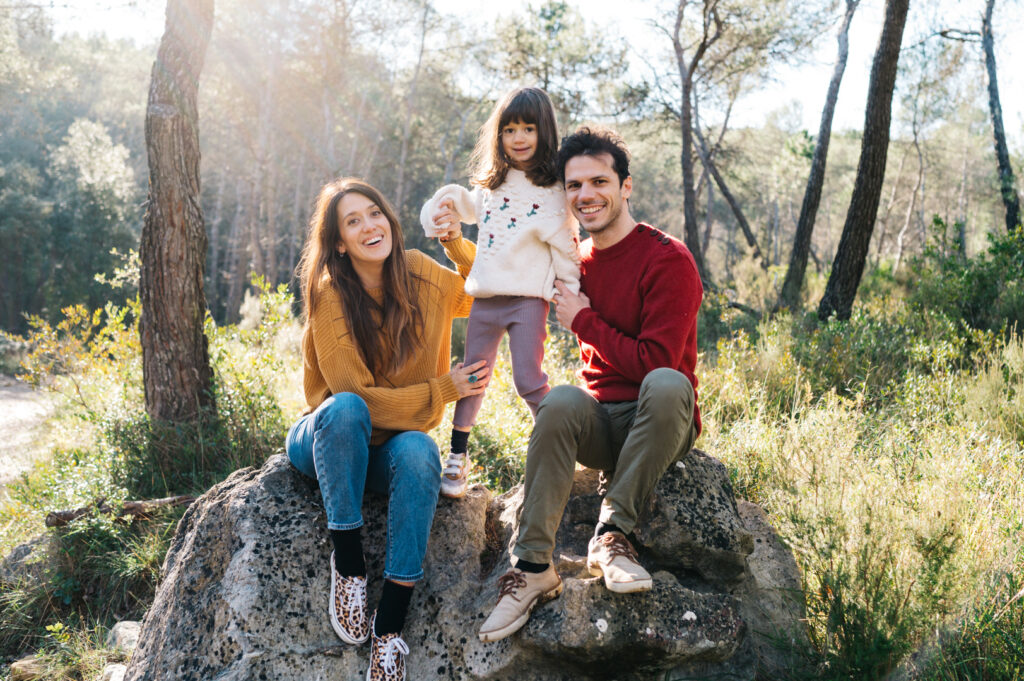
[556,125,631,185]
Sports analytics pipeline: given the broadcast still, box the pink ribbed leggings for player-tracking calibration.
[452,295,551,429]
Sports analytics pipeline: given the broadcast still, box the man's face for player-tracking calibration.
[563,152,632,235]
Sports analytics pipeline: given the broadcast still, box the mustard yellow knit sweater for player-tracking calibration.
[301,238,475,444]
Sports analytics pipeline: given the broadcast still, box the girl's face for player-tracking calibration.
[501,119,538,169]
[336,192,393,276]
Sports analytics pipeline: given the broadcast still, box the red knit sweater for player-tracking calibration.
[571,222,703,436]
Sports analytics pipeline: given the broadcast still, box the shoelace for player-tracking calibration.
[598,533,640,561]
[442,452,466,479]
[379,635,410,676]
[340,577,367,629]
[496,569,528,597]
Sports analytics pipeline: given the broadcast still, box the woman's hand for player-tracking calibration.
[450,360,490,398]
[433,199,463,242]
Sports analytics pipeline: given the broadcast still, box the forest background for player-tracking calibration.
[1,0,1024,680]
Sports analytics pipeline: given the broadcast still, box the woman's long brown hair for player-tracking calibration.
[298,178,422,376]
[469,87,559,190]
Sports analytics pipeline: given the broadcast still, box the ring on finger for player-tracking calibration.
[468,374,479,384]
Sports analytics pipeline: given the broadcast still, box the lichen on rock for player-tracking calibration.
[124,450,806,681]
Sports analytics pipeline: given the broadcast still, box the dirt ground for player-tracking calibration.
[0,375,53,498]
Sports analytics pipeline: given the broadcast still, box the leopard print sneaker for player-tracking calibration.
[366,614,410,681]
[329,551,369,644]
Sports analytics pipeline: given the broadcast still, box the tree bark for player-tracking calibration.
[778,0,858,311]
[139,0,216,423]
[693,124,767,269]
[894,122,924,272]
[673,0,720,286]
[818,0,909,321]
[982,0,1021,232]
[225,178,247,323]
[207,169,226,311]
[873,145,908,264]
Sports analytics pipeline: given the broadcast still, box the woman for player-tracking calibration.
[286,178,488,681]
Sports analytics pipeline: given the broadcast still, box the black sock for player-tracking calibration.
[374,580,414,636]
[515,559,549,574]
[450,429,470,454]
[330,529,365,577]
[594,522,624,538]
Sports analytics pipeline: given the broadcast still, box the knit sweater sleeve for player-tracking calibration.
[419,184,480,236]
[537,212,581,296]
[571,250,702,384]
[309,283,459,430]
[440,237,476,318]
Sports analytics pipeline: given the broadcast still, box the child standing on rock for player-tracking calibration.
[420,86,580,499]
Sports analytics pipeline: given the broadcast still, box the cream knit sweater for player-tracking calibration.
[419,169,580,299]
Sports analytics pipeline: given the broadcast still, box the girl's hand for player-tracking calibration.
[450,360,490,398]
[433,199,462,242]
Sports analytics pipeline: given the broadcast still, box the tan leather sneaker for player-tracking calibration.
[478,566,563,642]
[586,532,653,593]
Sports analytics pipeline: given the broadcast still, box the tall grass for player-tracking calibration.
[0,278,295,669]
[699,298,1024,680]
[3,235,1024,679]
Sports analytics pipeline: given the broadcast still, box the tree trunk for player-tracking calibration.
[818,0,909,321]
[894,141,923,272]
[701,171,714,259]
[778,0,858,311]
[873,145,908,264]
[693,124,767,269]
[288,154,307,287]
[673,0,719,286]
[139,0,216,423]
[225,178,247,323]
[207,170,226,312]
[982,0,1021,232]
[956,147,968,257]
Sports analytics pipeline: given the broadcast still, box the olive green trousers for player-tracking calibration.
[512,367,698,565]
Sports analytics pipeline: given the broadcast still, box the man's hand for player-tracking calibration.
[552,279,590,330]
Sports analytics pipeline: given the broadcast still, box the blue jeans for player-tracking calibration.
[285,393,442,582]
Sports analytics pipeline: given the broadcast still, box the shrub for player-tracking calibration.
[909,224,1024,336]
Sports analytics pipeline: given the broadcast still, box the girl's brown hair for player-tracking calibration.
[469,87,559,190]
[298,178,422,376]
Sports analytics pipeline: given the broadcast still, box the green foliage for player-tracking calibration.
[909,223,1024,335]
[700,267,1024,679]
[493,0,628,124]
[1,280,297,660]
[922,572,1024,681]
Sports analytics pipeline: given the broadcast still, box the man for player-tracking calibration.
[478,126,703,643]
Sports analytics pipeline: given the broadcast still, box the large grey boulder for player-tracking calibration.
[125,450,805,681]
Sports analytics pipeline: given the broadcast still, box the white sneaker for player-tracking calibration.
[440,451,468,498]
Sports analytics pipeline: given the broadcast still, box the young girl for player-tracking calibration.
[420,86,580,499]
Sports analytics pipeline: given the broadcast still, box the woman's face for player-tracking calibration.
[336,191,393,273]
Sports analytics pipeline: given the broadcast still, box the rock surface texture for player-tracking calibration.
[124,450,805,681]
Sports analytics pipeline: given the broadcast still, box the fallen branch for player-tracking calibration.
[45,495,196,528]
[726,301,763,321]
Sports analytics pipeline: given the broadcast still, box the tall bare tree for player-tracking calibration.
[139,0,216,422]
[777,0,859,311]
[818,0,909,321]
[671,0,720,285]
[982,0,1021,231]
